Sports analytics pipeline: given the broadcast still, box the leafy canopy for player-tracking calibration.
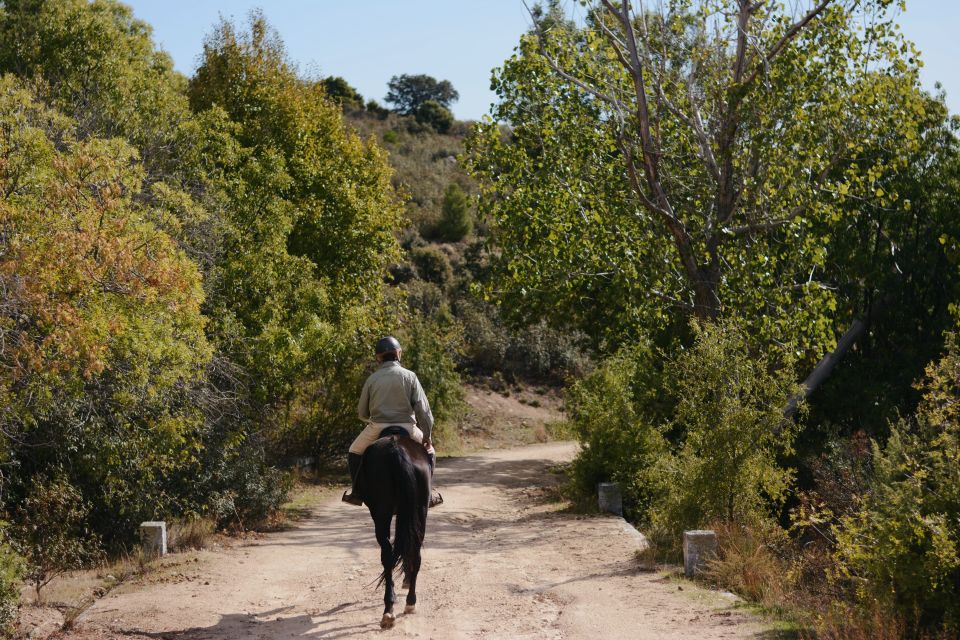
[386,73,459,114]
[467,0,930,358]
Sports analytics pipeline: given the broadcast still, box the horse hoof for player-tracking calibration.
[404,604,416,614]
[380,613,396,629]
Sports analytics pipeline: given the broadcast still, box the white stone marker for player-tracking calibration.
[683,529,717,577]
[139,521,167,557]
[597,482,623,515]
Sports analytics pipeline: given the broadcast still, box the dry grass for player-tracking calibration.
[634,543,660,572]
[806,601,908,640]
[703,521,792,610]
[168,518,216,552]
[696,521,951,639]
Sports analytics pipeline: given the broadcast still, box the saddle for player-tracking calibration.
[378,425,409,439]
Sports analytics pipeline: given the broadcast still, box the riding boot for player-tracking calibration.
[426,451,443,508]
[341,452,364,506]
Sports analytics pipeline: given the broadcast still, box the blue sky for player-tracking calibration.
[124,0,959,120]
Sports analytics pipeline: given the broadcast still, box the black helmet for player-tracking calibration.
[375,336,402,355]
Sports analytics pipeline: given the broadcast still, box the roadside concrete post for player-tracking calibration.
[597,482,623,516]
[683,530,717,577]
[139,521,167,557]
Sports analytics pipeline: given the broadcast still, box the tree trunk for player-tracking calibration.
[784,317,869,418]
[692,266,721,321]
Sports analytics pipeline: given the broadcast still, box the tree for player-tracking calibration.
[189,12,403,457]
[467,1,930,360]
[437,182,473,241]
[385,73,459,114]
[802,95,960,435]
[0,75,212,546]
[0,0,193,178]
[321,75,364,111]
[12,474,101,599]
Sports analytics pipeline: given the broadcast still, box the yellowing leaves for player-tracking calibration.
[0,75,209,403]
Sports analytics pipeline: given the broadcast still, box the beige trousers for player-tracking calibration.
[349,422,423,455]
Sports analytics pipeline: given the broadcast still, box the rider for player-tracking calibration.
[342,336,443,508]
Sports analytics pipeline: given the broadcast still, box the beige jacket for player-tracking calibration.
[357,361,435,441]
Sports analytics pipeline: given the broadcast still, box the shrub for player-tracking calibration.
[457,300,510,373]
[436,183,473,241]
[365,99,390,118]
[651,319,802,541]
[411,245,454,290]
[566,345,668,517]
[210,461,292,531]
[11,474,102,600]
[833,334,960,633]
[415,100,454,134]
[0,528,23,638]
[506,320,590,381]
[457,298,590,382]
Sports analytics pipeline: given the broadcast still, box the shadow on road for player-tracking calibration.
[125,603,390,639]
[252,453,569,557]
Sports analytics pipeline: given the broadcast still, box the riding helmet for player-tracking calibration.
[375,336,402,355]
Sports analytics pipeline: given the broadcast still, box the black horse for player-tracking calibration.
[360,427,430,629]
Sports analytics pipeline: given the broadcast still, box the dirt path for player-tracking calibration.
[65,442,772,639]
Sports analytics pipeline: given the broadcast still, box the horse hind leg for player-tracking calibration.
[374,515,396,628]
[403,549,421,614]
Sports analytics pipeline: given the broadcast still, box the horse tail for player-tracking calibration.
[378,437,426,586]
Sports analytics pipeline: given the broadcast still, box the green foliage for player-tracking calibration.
[385,73,459,114]
[400,291,465,436]
[321,75,364,111]
[566,346,668,516]
[466,0,931,358]
[0,74,211,546]
[505,321,589,381]
[209,460,292,530]
[651,320,802,540]
[0,527,23,637]
[0,0,193,177]
[834,334,960,632]
[190,13,401,308]
[11,474,102,599]
[187,12,403,464]
[365,99,390,118]
[436,182,473,241]
[807,98,960,439]
[0,2,406,555]
[415,99,454,134]
[411,246,454,290]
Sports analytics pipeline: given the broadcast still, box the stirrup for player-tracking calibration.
[342,490,363,506]
[428,491,443,508]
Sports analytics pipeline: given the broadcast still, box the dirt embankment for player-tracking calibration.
[58,441,772,640]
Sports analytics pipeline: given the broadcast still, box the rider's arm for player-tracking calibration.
[410,376,434,442]
[357,377,371,422]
